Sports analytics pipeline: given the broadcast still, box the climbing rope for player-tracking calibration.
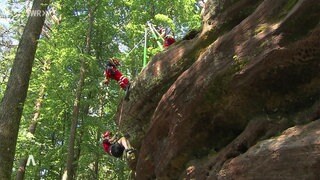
[107,21,167,136]
[125,33,149,58]
[124,21,165,68]
[147,21,164,49]
[148,21,164,41]
[118,100,125,127]
[143,25,148,67]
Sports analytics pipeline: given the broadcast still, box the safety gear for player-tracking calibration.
[109,58,121,66]
[103,131,111,138]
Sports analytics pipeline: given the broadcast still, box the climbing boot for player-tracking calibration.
[125,148,136,160]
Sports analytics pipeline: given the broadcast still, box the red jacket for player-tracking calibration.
[164,36,176,48]
[104,66,123,81]
[102,131,112,154]
[104,64,129,90]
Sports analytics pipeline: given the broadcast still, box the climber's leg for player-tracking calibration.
[117,137,132,149]
[119,76,129,90]
[118,76,130,100]
[118,137,136,160]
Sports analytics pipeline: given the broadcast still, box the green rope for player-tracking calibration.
[126,22,164,68]
[143,26,148,67]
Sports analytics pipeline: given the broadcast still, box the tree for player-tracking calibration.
[16,61,49,179]
[0,0,49,178]
[64,2,94,180]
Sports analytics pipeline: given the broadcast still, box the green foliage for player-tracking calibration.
[0,1,23,100]
[154,14,175,30]
[121,0,201,67]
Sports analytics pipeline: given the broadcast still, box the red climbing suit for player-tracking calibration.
[102,131,112,155]
[163,36,176,48]
[104,66,129,90]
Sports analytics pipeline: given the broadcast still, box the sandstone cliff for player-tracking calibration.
[116,0,320,179]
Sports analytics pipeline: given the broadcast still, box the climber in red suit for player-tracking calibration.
[159,27,176,48]
[103,58,130,100]
[101,131,135,158]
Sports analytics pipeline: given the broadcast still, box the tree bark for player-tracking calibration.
[93,93,106,179]
[0,0,49,179]
[65,6,93,180]
[64,57,86,180]
[93,131,100,179]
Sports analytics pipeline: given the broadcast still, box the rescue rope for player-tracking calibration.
[125,33,148,58]
[143,25,148,67]
[120,21,165,68]
[115,21,167,128]
[118,100,125,127]
[147,21,164,49]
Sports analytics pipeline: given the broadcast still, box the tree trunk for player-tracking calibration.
[65,7,93,180]
[93,93,106,179]
[93,131,100,179]
[73,128,83,179]
[73,92,93,178]
[0,0,49,179]
[16,84,46,180]
[64,58,86,180]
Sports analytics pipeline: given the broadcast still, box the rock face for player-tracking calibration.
[116,0,320,179]
[216,120,320,180]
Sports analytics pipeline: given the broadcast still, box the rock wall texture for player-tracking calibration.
[116,0,320,179]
